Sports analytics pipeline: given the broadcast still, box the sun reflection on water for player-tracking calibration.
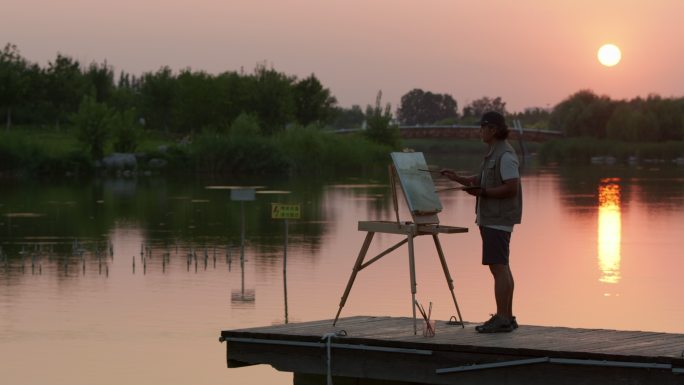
[598,179,621,284]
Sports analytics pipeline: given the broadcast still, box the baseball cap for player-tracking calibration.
[479,111,507,129]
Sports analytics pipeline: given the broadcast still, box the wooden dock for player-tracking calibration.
[220,316,684,385]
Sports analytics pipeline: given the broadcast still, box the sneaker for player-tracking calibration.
[511,316,519,330]
[475,314,514,333]
[475,314,497,331]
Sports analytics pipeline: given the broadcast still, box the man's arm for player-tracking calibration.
[440,169,477,186]
[474,151,520,198]
[476,178,518,198]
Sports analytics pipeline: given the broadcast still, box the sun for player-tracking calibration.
[597,44,622,67]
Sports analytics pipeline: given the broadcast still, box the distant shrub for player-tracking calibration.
[111,109,141,153]
[0,122,402,177]
[276,125,389,175]
[191,133,287,175]
[230,113,261,137]
[72,96,113,159]
[0,130,91,175]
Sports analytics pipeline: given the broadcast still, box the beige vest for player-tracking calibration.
[476,140,523,226]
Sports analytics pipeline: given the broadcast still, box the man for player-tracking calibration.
[441,111,523,333]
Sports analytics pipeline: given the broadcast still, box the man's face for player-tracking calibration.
[480,124,497,143]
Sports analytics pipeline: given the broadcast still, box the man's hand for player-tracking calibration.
[463,186,483,197]
[439,169,458,180]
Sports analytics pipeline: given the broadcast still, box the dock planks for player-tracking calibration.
[220,316,684,385]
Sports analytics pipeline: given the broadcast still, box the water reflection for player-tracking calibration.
[231,247,256,306]
[597,178,622,284]
[2,167,684,385]
[230,187,256,306]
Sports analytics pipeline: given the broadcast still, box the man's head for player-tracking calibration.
[479,111,509,140]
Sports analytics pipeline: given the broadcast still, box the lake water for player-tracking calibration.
[1,157,683,385]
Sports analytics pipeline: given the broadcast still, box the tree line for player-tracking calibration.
[0,43,406,175]
[396,89,509,126]
[0,43,339,134]
[551,90,684,142]
[2,42,683,147]
[396,88,684,142]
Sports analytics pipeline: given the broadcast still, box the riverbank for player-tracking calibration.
[538,138,684,165]
[3,128,684,179]
[0,126,393,178]
[403,137,684,166]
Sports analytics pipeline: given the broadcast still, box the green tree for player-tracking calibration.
[111,108,140,153]
[230,112,261,137]
[509,107,552,130]
[84,61,115,104]
[550,90,614,138]
[215,71,253,125]
[396,88,458,125]
[293,74,337,126]
[331,105,365,129]
[72,96,114,159]
[364,91,400,148]
[109,71,141,114]
[0,43,28,130]
[462,96,507,122]
[140,66,177,133]
[14,62,47,125]
[648,95,684,141]
[174,69,223,132]
[606,102,652,141]
[45,54,87,129]
[249,65,295,135]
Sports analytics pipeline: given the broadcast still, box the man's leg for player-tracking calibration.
[489,264,514,320]
[477,227,516,332]
[508,266,514,319]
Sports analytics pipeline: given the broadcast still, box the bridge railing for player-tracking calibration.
[334,124,564,142]
[334,124,565,138]
[398,124,562,135]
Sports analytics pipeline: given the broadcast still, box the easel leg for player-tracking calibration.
[333,232,375,326]
[433,234,465,328]
[407,233,418,335]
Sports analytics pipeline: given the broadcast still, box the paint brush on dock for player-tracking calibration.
[415,300,434,336]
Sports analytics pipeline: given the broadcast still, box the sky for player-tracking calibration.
[3,0,683,112]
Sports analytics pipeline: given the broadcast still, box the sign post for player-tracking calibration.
[271,203,300,324]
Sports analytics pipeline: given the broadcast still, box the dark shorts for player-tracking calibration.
[479,226,511,265]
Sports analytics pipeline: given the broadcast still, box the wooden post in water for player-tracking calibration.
[283,218,289,324]
[271,202,300,324]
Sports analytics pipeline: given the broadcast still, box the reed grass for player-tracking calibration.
[0,129,90,175]
[276,126,390,175]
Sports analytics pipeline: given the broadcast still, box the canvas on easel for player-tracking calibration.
[390,152,441,224]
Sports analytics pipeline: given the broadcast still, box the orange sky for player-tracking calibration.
[3,0,683,112]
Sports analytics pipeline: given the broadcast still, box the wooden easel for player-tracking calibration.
[332,164,467,333]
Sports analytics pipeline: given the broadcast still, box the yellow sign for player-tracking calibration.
[271,203,300,219]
